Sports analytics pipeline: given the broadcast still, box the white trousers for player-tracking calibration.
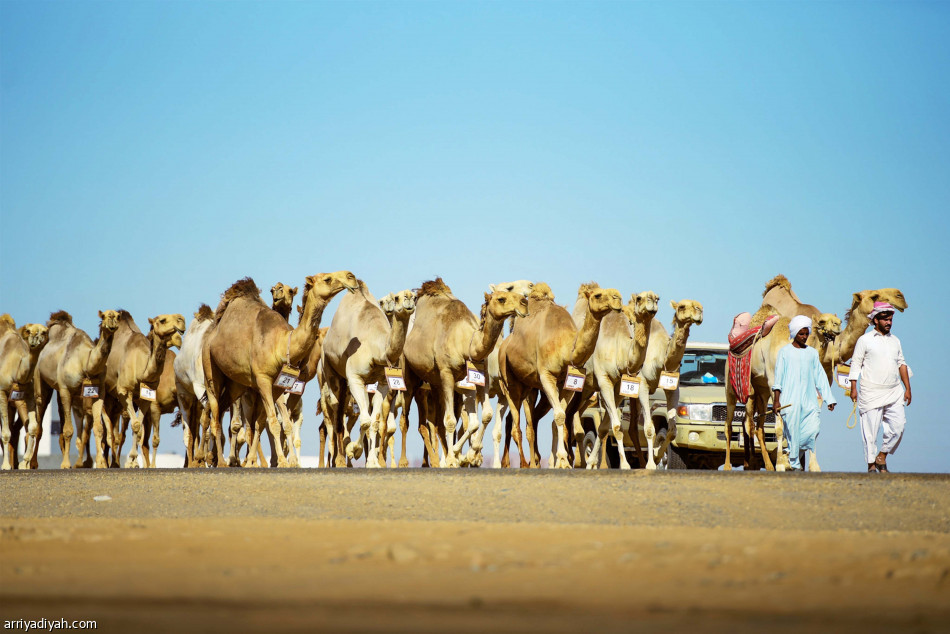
[859,401,906,464]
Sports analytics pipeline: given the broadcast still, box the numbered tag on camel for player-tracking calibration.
[466,361,486,387]
[456,376,476,391]
[10,383,25,401]
[139,384,157,402]
[366,382,378,394]
[619,374,640,398]
[273,365,300,390]
[836,364,852,390]
[563,366,586,392]
[288,380,305,396]
[385,367,406,391]
[659,371,680,391]
[81,379,100,399]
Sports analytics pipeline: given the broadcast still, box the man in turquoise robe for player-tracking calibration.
[772,316,837,471]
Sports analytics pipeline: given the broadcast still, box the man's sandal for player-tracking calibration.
[875,459,889,473]
[868,463,880,473]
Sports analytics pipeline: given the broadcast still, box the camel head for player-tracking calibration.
[304,271,359,301]
[148,314,187,342]
[584,287,623,318]
[528,282,555,302]
[483,290,529,321]
[635,291,659,319]
[392,289,416,316]
[270,283,298,311]
[378,293,397,316]
[815,313,842,342]
[490,280,534,297]
[97,310,121,334]
[848,288,908,324]
[670,300,704,327]
[18,323,49,350]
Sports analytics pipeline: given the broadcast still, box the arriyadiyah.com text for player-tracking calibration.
[4,620,97,631]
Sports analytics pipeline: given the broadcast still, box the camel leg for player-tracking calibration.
[274,395,298,467]
[397,390,412,468]
[753,392,775,471]
[202,355,229,468]
[435,373,459,468]
[723,386,737,471]
[91,399,109,469]
[120,393,144,469]
[600,379,630,470]
[253,377,290,468]
[654,387,679,466]
[638,387,659,470]
[57,389,75,469]
[491,397,507,468]
[139,402,160,468]
[466,386,493,468]
[0,392,13,471]
[506,383,528,468]
[73,402,89,468]
[452,391,478,464]
[415,389,438,467]
[540,376,572,470]
[808,450,821,472]
[378,390,395,468]
[20,405,42,470]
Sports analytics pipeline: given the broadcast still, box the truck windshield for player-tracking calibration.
[679,350,727,386]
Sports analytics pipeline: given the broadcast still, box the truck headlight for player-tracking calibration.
[687,404,712,421]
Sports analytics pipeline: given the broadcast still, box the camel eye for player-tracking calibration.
[499,297,506,304]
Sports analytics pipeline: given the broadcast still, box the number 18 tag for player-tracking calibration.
[385,367,406,391]
[563,365,586,392]
[619,374,640,397]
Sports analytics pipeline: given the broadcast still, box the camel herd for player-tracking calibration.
[0,273,906,471]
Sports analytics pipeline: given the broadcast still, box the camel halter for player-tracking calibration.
[285,331,294,368]
[846,401,858,430]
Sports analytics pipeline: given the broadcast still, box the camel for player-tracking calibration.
[374,291,419,468]
[99,311,185,468]
[402,278,528,468]
[723,305,791,471]
[322,282,415,468]
[32,310,121,469]
[572,289,658,469]
[632,299,704,470]
[0,316,49,470]
[498,283,622,469]
[203,272,357,468]
[270,282,298,321]
[174,305,217,467]
[761,275,822,321]
[835,288,908,364]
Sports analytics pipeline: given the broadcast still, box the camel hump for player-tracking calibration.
[195,304,214,322]
[47,310,73,326]
[763,274,792,297]
[577,281,600,297]
[416,277,452,299]
[750,303,780,326]
[0,313,15,331]
[215,277,263,323]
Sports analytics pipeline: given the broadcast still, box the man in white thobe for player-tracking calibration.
[848,302,912,473]
[773,315,836,471]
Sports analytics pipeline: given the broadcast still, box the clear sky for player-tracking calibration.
[2,1,948,472]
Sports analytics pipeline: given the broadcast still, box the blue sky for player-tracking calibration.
[2,1,948,471]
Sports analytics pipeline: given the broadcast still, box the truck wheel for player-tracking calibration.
[657,428,687,470]
[582,431,597,465]
[604,437,620,469]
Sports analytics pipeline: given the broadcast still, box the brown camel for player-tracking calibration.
[1,316,49,470]
[33,310,121,469]
[203,272,357,468]
[270,282,298,321]
[498,283,622,469]
[98,311,185,468]
[632,299,704,469]
[402,278,528,468]
[835,288,908,363]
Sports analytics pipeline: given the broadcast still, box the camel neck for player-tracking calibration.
[664,321,692,372]
[571,307,604,368]
[625,315,652,374]
[84,328,116,377]
[469,310,506,362]
[273,303,293,323]
[289,294,330,366]
[384,310,412,367]
[837,313,870,362]
[142,332,168,384]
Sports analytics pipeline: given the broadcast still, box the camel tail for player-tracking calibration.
[763,274,791,297]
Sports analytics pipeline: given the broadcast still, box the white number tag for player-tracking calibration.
[385,368,406,391]
[10,389,25,401]
[366,382,378,394]
[659,371,679,391]
[836,364,852,390]
[563,366,586,392]
[274,364,300,390]
[466,361,486,386]
[82,384,100,399]
[288,380,305,395]
[619,374,640,397]
[139,385,157,402]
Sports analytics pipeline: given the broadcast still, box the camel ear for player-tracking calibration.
[305,275,315,287]
[292,287,298,296]
[670,300,678,310]
[148,317,154,326]
[98,310,104,319]
[630,293,637,303]
[488,284,497,292]
[484,292,492,302]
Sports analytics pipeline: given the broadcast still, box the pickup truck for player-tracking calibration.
[583,342,783,469]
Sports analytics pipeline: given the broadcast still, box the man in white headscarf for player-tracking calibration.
[847,302,911,473]
[772,315,837,471]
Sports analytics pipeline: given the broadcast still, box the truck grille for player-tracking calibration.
[712,405,775,424]
[717,430,778,443]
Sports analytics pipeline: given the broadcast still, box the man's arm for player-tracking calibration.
[772,389,782,415]
[848,337,866,402]
[899,364,911,406]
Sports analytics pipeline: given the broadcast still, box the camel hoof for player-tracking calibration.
[645,461,657,471]
[94,459,108,469]
[19,460,29,469]
[620,461,631,471]
[398,458,409,468]
[554,456,572,470]
[60,461,72,470]
[723,463,732,471]
[2,462,11,471]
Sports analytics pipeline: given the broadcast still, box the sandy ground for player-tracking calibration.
[1,469,949,633]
